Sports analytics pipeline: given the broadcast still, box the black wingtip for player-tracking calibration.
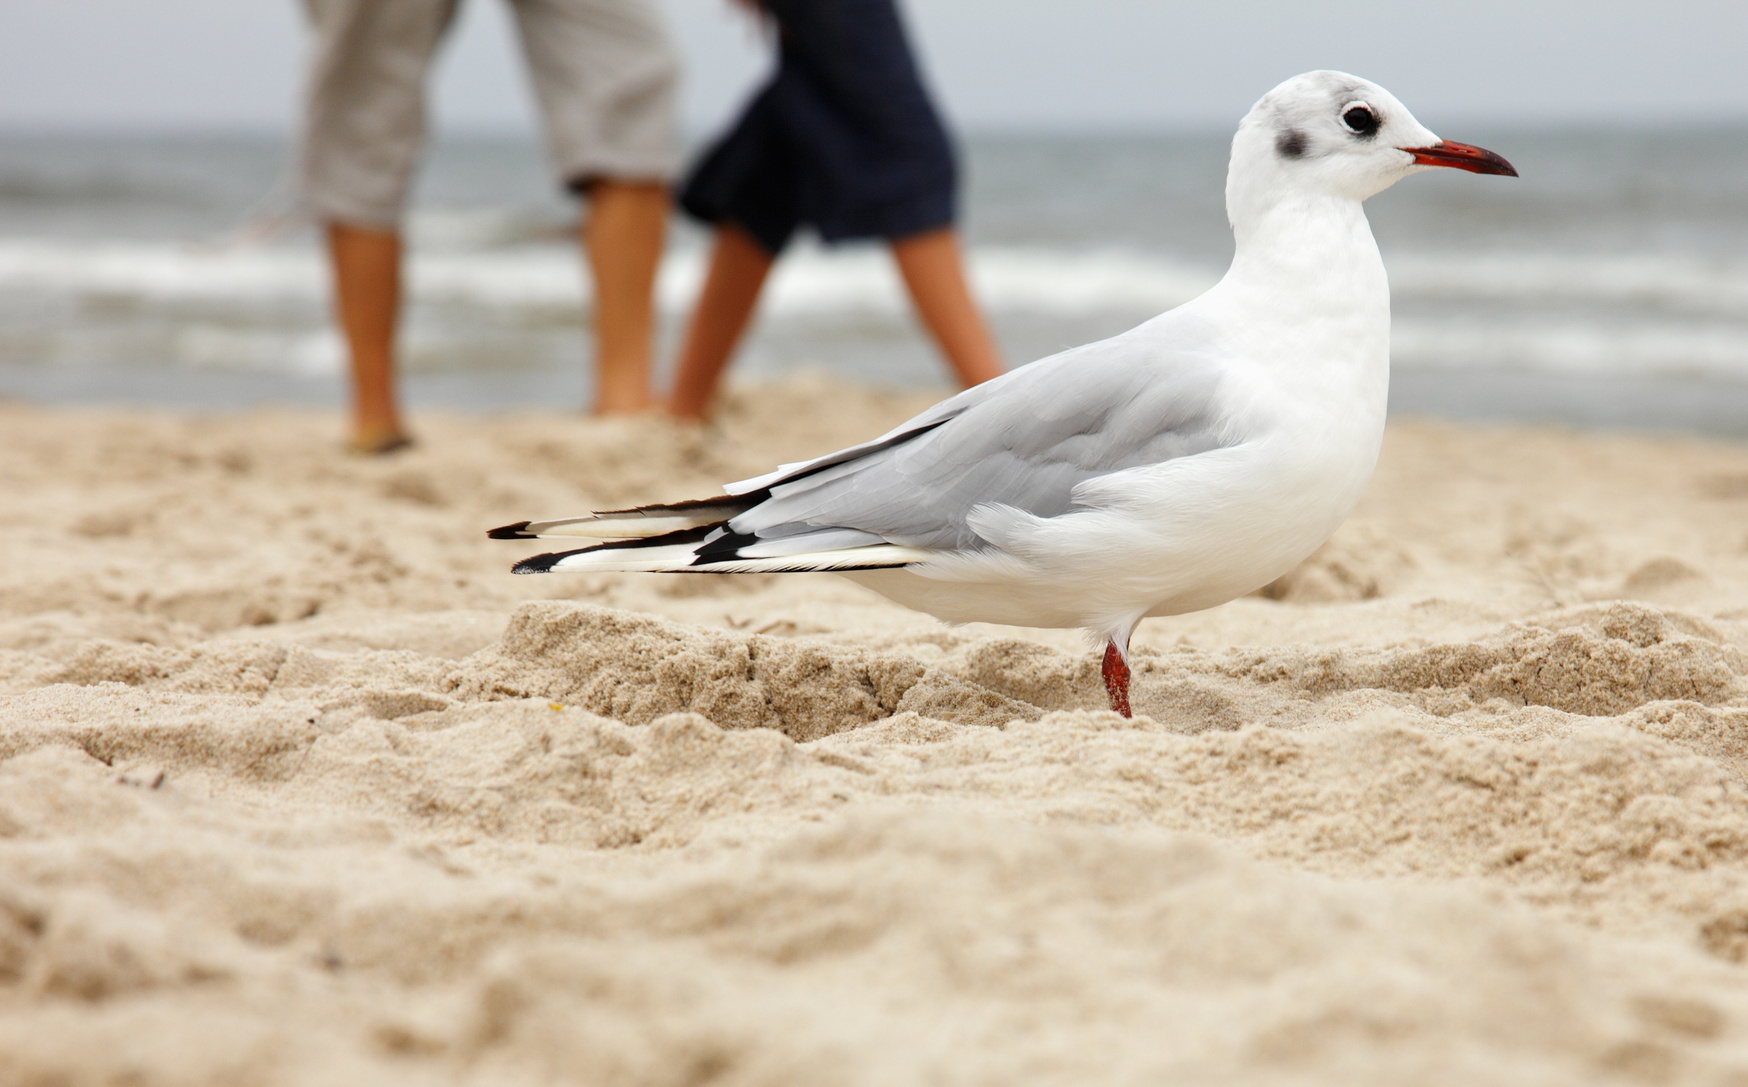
[488,521,535,540]
[511,551,567,574]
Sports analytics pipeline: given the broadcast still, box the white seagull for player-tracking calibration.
[491,71,1516,717]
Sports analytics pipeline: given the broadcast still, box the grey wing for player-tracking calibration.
[711,333,1234,560]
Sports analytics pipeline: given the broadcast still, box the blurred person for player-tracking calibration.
[667,0,1003,421]
[299,0,677,453]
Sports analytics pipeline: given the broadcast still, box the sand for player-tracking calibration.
[3,375,1748,1085]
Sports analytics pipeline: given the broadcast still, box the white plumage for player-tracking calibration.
[491,71,1517,716]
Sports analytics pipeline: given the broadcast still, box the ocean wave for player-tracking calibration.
[1389,254,1748,314]
[6,239,1748,316]
[0,239,1218,316]
[1391,318,1748,379]
[6,240,1748,382]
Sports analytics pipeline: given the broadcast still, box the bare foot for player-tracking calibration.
[348,428,414,455]
[588,394,659,417]
[665,400,711,424]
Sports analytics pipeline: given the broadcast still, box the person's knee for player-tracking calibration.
[575,177,669,200]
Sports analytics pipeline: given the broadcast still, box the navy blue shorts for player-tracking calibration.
[678,0,958,254]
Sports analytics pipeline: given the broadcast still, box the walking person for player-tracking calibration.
[298,0,678,452]
[667,0,1003,421]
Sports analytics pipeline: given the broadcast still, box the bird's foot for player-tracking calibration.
[1101,639,1132,718]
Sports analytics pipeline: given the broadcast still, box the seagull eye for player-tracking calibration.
[1342,104,1379,137]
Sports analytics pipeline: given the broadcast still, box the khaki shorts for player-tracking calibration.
[298,0,677,227]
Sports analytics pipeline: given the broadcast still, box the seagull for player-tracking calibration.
[490,71,1516,718]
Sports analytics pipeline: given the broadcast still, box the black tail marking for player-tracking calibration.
[513,551,570,574]
[509,524,720,574]
[591,493,764,517]
[686,528,916,569]
[488,493,763,542]
[689,527,760,566]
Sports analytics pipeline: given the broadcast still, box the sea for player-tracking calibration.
[4,127,1748,435]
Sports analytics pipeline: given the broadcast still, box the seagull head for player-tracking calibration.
[1227,70,1516,225]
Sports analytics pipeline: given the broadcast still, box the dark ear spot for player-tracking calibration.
[1275,129,1308,159]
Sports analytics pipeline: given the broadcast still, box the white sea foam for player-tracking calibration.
[8,239,1748,312]
[5,239,1748,380]
[173,326,343,377]
[1389,255,1748,315]
[0,240,1217,315]
[1391,318,1748,378]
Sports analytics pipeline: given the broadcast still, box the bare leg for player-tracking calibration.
[890,227,1004,388]
[667,223,776,421]
[1101,638,1132,718]
[325,222,410,453]
[583,180,668,415]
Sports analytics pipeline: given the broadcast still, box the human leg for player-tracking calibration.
[580,180,669,413]
[507,0,679,413]
[325,222,408,452]
[744,0,993,388]
[890,227,1004,388]
[667,223,775,421]
[299,0,456,449]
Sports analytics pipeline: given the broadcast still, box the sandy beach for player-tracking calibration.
[2,376,1748,1084]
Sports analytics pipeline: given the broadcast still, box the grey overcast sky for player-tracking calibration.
[3,1,1747,136]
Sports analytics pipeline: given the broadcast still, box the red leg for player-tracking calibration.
[1101,638,1132,718]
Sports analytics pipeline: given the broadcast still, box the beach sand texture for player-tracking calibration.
[4,376,1748,1084]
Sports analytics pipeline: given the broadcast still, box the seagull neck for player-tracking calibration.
[1225,193,1382,296]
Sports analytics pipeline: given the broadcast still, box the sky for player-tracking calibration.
[3,0,1748,136]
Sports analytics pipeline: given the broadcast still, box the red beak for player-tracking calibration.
[1403,140,1518,177]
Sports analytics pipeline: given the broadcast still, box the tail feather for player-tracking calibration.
[515,539,928,575]
[487,495,754,541]
[496,494,924,576]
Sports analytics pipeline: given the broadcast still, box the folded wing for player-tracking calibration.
[494,324,1236,574]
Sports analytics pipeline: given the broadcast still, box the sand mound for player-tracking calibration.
[3,382,1748,1083]
[449,602,1039,739]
